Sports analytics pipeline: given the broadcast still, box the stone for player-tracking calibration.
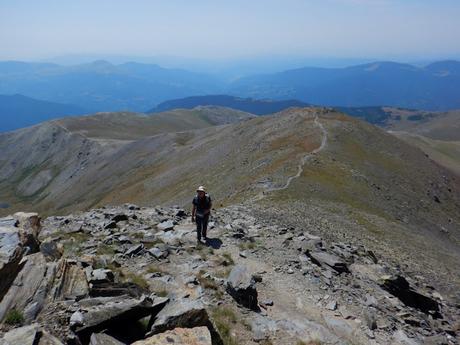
[363,307,377,330]
[323,315,354,338]
[89,269,115,284]
[0,253,57,323]
[70,311,84,327]
[226,265,259,310]
[0,223,23,300]
[51,260,89,300]
[149,298,208,335]
[0,324,64,345]
[89,333,125,345]
[40,240,63,261]
[134,326,211,345]
[148,246,169,259]
[306,251,349,273]
[13,212,42,253]
[325,300,337,311]
[0,324,39,345]
[125,244,144,257]
[391,330,421,345]
[157,220,175,231]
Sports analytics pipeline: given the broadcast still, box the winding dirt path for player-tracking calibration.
[253,114,328,200]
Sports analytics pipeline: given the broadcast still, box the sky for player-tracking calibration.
[1,0,460,63]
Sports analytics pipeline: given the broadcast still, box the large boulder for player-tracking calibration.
[0,253,57,323]
[134,326,211,345]
[226,265,259,310]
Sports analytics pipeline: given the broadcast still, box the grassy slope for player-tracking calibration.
[54,107,255,140]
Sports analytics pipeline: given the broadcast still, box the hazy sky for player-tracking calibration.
[1,0,459,61]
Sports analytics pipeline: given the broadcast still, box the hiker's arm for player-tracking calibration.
[192,204,196,221]
[205,201,212,215]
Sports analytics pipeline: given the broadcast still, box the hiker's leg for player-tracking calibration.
[202,215,209,240]
[196,217,202,241]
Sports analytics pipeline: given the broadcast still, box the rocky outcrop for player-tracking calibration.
[0,221,23,301]
[226,265,259,310]
[0,253,57,323]
[134,327,212,345]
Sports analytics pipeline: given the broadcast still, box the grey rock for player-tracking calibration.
[157,220,175,231]
[89,269,115,284]
[40,240,62,261]
[391,330,421,345]
[325,300,337,311]
[363,307,377,330]
[51,260,89,300]
[148,246,169,259]
[0,223,23,301]
[70,311,84,327]
[306,251,349,273]
[89,333,125,345]
[125,244,144,257]
[226,265,259,310]
[0,324,39,345]
[75,295,164,336]
[149,298,208,334]
[323,315,354,338]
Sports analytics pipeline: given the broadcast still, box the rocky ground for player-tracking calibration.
[0,204,459,345]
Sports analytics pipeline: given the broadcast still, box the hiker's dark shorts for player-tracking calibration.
[196,214,209,240]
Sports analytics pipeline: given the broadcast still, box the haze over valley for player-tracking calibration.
[0,1,459,344]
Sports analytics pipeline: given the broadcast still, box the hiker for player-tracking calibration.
[192,186,212,244]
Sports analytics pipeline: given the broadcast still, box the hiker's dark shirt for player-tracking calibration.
[193,194,212,218]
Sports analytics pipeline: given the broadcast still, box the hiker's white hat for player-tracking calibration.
[196,186,206,192]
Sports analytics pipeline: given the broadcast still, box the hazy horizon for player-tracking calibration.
[1,0,459,64]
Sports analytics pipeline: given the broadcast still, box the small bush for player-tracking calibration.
[221,252,234,266]
[154,288,168,297]
[146,264,165,274]
[122,271,149,290]
[197,270,219,290]
[211,306,239,345]
[4,309,24,325]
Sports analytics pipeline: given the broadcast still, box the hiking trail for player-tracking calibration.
[254,114,328,200]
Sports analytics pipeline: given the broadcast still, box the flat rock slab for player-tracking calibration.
[150,299,208,335]
[307,251,349,273]
[134,327,211,345]
[75,295,166,337]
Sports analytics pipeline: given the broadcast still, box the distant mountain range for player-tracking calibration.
[0,94,87,132]
[229,60,460,111]
[0,60,222,112]
[0,60,459,114]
